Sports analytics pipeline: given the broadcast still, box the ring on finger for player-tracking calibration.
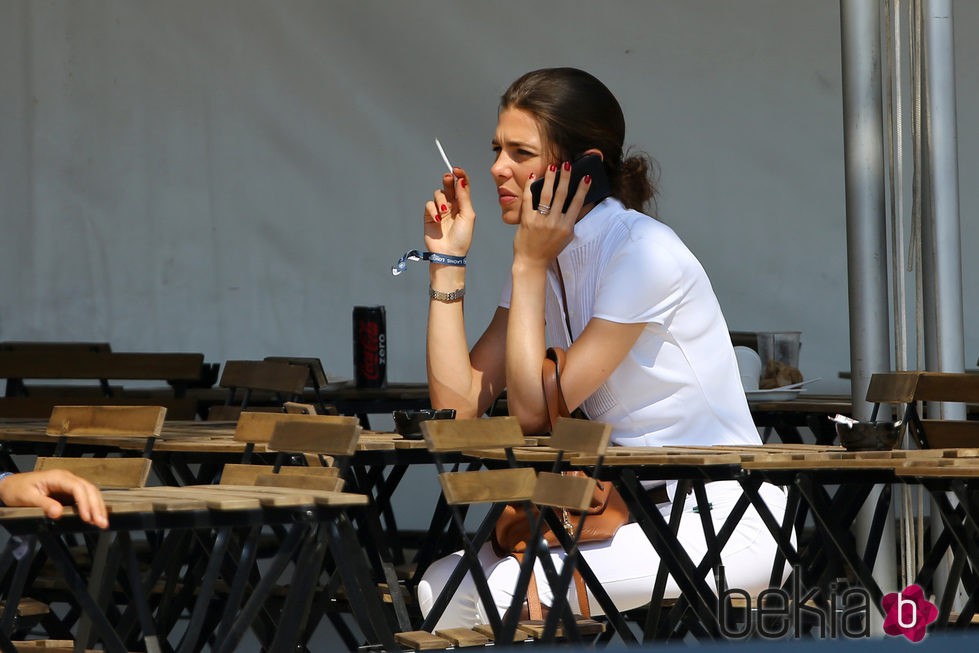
[537,203,551,215]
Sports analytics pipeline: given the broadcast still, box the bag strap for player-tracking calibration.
[542,347,570,432]
[513,552,592,620]
[540,266,591,618]
[555,259,574,343]
[573,568,591,618]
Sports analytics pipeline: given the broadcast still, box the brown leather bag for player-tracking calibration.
[492,346,629,619]
[493,471,629,555]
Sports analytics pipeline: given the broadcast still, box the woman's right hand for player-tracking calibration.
[424,167,475,257]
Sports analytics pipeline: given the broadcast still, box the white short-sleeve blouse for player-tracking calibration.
[500,197,760,448]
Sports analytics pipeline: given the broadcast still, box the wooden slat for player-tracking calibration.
[283,401,318,414]
[0,341,111,353]
[394,631,451,650]
[0,597,50,617]
[114,487,262,510]
[95,496,156,514]
[0,396,197,420]
[0,351,204,381]
[268,419,361,456]
[741,455,905,471]
[896,465,979,478]
[101,490,208,511]
[517,618,605,638]
[902,458,979,469]
[548,417,612,455]
[280,465,339,478]
[475,446,562,462]
[219,360,309,395]
[866,371,979,404]
[46,405,166,437]
[472,623,529,641]
[7,639,101,652]
[939,448,979,458]
[579,452,743,466]
[256,473,345,492]
[532,471,595,511]
[34,456,152,489]
[421,416,524,452]
[207,405,242,421]
[219,463,275,486]
[549,417,612,455]
[194,484,368,507]
[264,356,329,388]
[0,506,48,520]
[393,439,430,450]
[865,372,921,403]
[357,440,396,451]
[915,373,979,403]
[919,421,979,449]
[439,468,537,505]
[232,412,358,444]
[433,628,490,647]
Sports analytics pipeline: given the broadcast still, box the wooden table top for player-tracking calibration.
[0,418,531,455]
[0,483,369,523]
[5,415,979,476]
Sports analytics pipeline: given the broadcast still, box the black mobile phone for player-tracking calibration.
[530,153,612,213]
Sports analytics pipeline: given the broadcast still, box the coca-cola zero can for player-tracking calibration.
[353,305,387,387]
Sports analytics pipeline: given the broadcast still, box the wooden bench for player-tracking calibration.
[0,350,206,419]
[868,371,979,448]
[207,359,310,419]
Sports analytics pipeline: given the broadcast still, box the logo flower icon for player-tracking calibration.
[882,584,938,642]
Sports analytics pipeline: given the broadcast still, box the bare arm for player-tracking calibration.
[506,265,645,433]
[0,470,108,528]
[555,318,646,412]
[423,167,507,418]
[428,304,508,418]
[504,162,648,432]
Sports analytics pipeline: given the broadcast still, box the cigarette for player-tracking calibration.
[435,138,455,177]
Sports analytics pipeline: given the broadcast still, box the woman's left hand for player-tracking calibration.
[513,161,592,268]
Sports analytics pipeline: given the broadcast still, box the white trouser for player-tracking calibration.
[416,481,792,629]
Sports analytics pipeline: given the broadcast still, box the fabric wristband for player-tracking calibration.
[0,471,12,506]
[391,249,466,276]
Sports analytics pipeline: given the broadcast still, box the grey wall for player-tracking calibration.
[2,1,977,396]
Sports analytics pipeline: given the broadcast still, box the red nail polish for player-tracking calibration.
[460,178,468,188]
[583,174,592,184]
[440,204,448,212]
[528,172,536,180]
[563,161,571,171]
[434,214,441,223]
[549,164,557,173]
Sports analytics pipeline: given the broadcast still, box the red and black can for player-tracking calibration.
[353,305,387,388]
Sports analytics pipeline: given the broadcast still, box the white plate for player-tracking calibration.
[745,389,803,402]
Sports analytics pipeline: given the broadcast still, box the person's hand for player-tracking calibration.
[424,167,476,257]
[0,470,108,528]
[513,161,591,268]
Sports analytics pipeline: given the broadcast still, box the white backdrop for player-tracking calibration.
[2,0,977,396]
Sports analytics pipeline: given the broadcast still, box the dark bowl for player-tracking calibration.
[835,420,904,451]
[393,409,456,439]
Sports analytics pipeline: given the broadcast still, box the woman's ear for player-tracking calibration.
[582,148,604,161]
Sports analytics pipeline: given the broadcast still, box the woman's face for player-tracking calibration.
[491,107,550,225]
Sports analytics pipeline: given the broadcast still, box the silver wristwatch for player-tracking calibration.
[429,286,465,303]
